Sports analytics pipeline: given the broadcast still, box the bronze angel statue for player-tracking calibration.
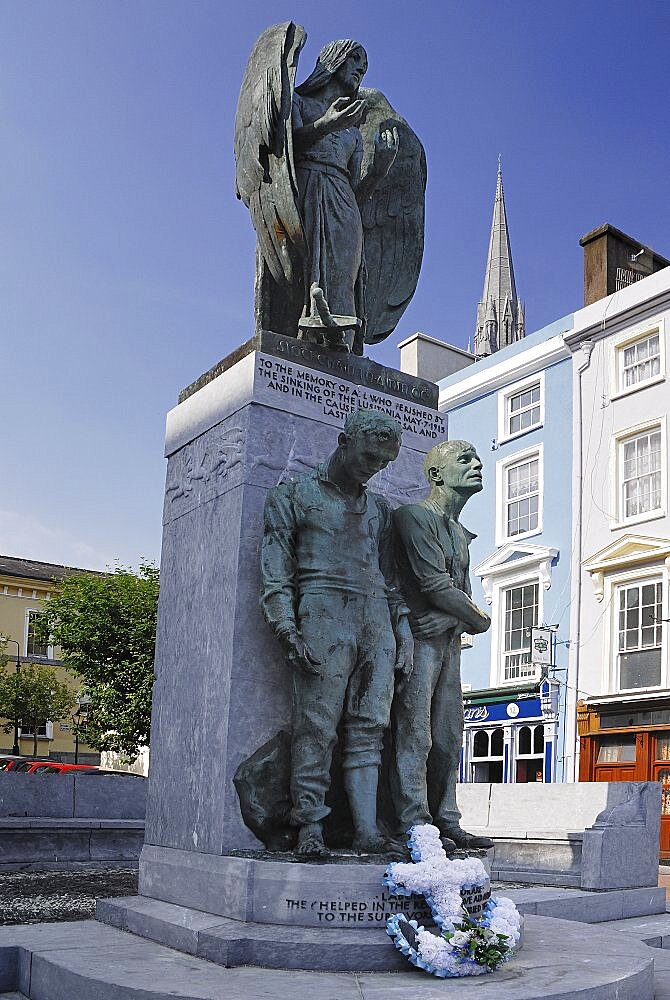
[235,23,426,356]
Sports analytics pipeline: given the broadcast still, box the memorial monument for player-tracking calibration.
[2,19,666,1000]
[95,21,467,973]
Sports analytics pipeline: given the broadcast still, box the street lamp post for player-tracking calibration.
[72,695,91,764]
[0,637,22,756]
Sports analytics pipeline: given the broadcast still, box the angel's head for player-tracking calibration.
[297,40,368,98]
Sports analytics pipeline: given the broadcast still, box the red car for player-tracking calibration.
[0,756,50,772]
[11,760,98,774]
[51,763,99,773]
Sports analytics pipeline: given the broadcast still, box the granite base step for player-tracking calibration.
[95,884,668,972]
[492,867,581,887]
[507,885,667,923]
[0,915,656,999]
[97,894,408,972]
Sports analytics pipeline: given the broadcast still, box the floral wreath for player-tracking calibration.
[383,824,522,977]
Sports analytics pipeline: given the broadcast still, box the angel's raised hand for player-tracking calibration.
[321,97,366,133]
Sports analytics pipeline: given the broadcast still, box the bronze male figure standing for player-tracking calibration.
[261,410,413,857]
[391,440,493,850]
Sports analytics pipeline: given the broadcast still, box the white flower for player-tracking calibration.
[449,930,471,948]
[488,897,522,946]
[415,930,460,972]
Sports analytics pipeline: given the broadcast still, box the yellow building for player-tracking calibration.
[0,554,100,764]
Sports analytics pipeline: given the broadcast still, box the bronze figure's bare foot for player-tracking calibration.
[297,824,329,858]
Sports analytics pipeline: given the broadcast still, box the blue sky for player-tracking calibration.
[1,1,668,570]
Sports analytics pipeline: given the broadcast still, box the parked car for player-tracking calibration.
[51,763,99,773]
[0,755,23,771]
[76,769,145,777]
[11,760,98,774]
[0,756,50,772]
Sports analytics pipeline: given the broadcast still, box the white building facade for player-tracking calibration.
[566,268,670,854]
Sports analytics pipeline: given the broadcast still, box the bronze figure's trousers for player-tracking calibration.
[290,594,396,826]
[391,630,463,832]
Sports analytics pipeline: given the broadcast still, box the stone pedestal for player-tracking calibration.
[141,332,444,919]
[101,848,492,972]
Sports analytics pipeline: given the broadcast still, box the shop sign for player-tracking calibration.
[464,698,542,724]
[531,627,554,665]
[464,706,489,723]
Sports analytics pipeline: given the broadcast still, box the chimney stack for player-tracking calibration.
[579,223,669,306]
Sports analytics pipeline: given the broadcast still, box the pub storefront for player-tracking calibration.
[578,695,670,857]
[460,677,561,785]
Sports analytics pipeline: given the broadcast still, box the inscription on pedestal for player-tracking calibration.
[255,354,445,442]
[283,891,432,926]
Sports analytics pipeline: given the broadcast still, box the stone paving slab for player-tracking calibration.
[599,912,670,949]
[652,949,670,968]
[652,948,670,999]
[0,915,656,999]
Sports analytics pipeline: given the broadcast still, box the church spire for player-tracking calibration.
[474,160,523,358]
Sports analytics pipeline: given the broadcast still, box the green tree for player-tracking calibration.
[38,562,159,759]
[0,663,76,757]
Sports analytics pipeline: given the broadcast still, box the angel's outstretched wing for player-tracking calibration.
[358,88,427,345]
[234,22,307,287]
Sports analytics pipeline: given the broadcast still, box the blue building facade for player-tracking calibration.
[439,315,576,784]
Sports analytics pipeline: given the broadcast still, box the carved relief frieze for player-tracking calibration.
[164,423,245,522]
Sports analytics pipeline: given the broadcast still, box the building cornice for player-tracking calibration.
[439,335,570,411]
[565,269,670,349]
[586,690,670,708]
[473,541,559,604]
[583,533,670,601]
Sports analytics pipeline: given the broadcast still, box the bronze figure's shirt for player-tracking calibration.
[393,500,476,639]
[261,463,407,632]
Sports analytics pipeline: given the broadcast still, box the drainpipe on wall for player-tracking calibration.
[565,339,594,781]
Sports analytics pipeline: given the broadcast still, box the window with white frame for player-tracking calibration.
[508,383,541,436]
[620,427,662,520]
[475,542,556,689]
[516,724,545,782]
[611,321,666,402]
[497,373,544,443]
[617,329,662,393]
[470,727,504,783]
[505,456,540,537]
[19,720,49,739]
[25,610,51,658]
[617,579,663,690]
[502,582,539,682]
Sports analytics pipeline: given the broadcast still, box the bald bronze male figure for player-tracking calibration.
[391,440,493,851]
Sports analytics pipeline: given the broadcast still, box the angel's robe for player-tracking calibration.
[292,94,365,320]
